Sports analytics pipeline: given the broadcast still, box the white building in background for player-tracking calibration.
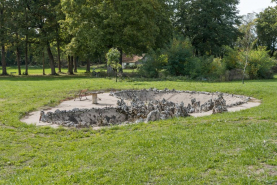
[122,54,145,69]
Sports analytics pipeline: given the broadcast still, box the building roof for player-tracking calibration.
[122,54,145,63]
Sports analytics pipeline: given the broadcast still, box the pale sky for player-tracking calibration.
[238,0,276,15]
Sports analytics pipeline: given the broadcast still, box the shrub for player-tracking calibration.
[165,37,194,76]
[137,50,167,78]
[106,48,121,82]
[188,56,227,81]
[187,57,202,79]
[222,46,240,70]
[240,47,275,79]
[209,58,226,80]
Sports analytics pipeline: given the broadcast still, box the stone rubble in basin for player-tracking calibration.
[40,89,250,128]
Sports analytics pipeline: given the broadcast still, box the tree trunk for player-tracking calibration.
[242,49,249,84]
[25,34,28,75]
[24,1,29,75]
[119,48,123,72]
[46,41,56,75]
[15,32,21,75]
[1,45,7,75]
[0,6,7,75]
[67,55,70,73]
[29,42,32,65]
[74,56,77,73]
[42,51,45,75]
[270,47,275,57]
[57,38,61,73]
[67,55,73,75]
[16,47,21,75]
[71,56,74,74]
[86,59,90,72]
[116,69,117,82]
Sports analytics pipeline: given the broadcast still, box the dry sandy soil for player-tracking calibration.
[21,92,261,128]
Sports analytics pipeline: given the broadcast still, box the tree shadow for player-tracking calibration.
[0,75,91,82]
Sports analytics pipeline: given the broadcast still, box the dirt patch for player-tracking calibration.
[249,164,277,176]
[263,164,277,176]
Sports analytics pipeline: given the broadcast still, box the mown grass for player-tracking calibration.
[0,75,277,184]
[0,65,137,75]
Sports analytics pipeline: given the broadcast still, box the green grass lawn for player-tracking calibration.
[0,75,276,184]
[0,65,137,75]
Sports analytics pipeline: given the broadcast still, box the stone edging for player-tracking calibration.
[40,89,251,128]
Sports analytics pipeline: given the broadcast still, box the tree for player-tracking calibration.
[106,48,121,82]
[21,0,33,75]
[165,37,194,76]
[34,0,63,75]
[256,6,277,57]
[236,14,257,84]
[174,0,241,56]
[55,3,64,73]
[61,0,172,71]
[8,1,21,75]
[24,0,65,75]
[0,0,8,75]
[65,37,79,75]
[42,50,46,75]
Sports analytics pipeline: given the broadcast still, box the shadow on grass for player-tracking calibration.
[1,70,277,84]
[0,74,95,81]
[122,76,277,84]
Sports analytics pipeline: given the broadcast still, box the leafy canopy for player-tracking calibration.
[174,0,241,56]
[256,6,277,57]
[61,0,172,56]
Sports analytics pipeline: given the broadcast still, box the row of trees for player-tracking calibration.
[0,0,65,75]
[138,10,277,80]
[0,0,172,75]
[0,0,277,77]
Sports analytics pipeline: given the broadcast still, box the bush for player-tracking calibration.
[198,56,214,78]
[165,37,194,76]
[223,46,275,80]
[240,47,275,79]
[222,46,240,70]
[209,58,227,80]
[187,57,202,79]
[137,50,167,78]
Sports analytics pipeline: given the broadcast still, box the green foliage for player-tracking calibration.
[61,0,172,59]
[165,37,194,76]
[197,56,215,79]
[174,0,241,56]
[209,58,227,80]
[242,47,276,79]
[222,46,241,70]
[106,48,121,71]
[236,14,257,51]
[138,50,168,78]
[222,45,275,80]
[256,6,277,57]
[106,48,121,81]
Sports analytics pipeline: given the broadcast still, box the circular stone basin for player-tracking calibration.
[21,89,261,128]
